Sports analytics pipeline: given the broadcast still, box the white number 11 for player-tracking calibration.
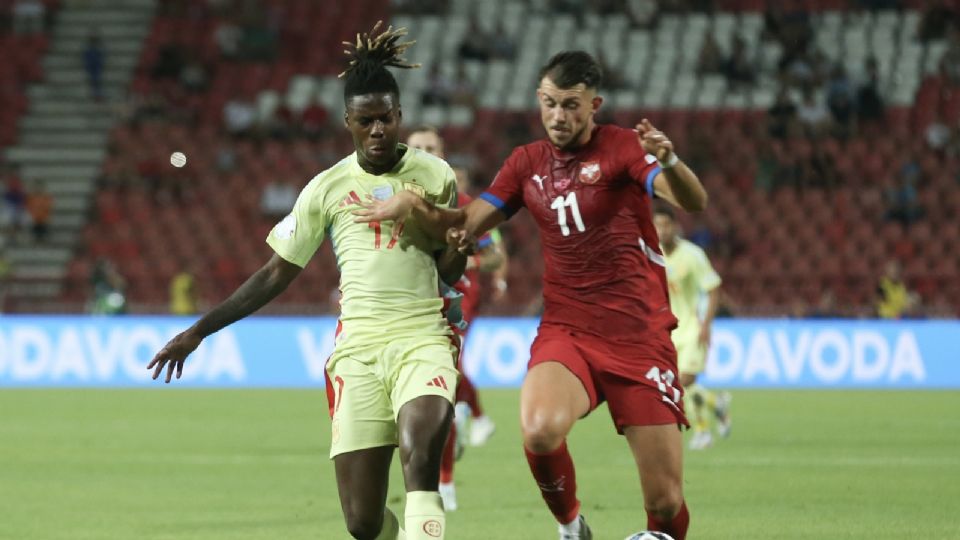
[550,192,585,236]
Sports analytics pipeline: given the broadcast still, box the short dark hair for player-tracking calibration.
[340,21,420,104]
[538,51,603,90]
[653,202,676,220]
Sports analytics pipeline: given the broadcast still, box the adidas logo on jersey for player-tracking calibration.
[426,376,448,390]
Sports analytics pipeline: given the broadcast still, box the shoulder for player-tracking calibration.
[679,239,709,261]
[407,147,454,176]
[301,156,353,204]
[504,140,549,171]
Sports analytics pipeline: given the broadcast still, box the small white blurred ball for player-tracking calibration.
[170,152,187,168]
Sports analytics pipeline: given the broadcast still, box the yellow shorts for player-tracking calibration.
[326,336,459,458]
[675,336,707,376]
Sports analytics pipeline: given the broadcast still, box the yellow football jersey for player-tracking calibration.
[267,145,457,350]
[663,238,722,342]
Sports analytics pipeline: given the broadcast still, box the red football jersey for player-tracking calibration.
[481,124,677,356]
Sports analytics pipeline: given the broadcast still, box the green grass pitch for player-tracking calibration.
[2,389,958,539]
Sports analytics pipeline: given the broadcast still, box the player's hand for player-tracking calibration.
[147,330,202,383]
[636,119,675,162]
[446,228,477,255]
[698,324,711,348]
[353,191,417,223]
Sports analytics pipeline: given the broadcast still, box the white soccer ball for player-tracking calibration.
[625,532,675,540]
[170,151,187,168]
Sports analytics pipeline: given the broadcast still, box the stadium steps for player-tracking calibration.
[3,0,155,307]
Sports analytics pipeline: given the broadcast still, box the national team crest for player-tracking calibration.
[403,181,425,197]
[579,161,602,184]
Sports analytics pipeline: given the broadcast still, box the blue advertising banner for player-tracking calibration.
[0,316,957,388]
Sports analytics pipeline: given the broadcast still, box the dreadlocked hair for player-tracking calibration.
[340,20,420,103]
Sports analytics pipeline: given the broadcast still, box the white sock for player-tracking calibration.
[558,514,581,534]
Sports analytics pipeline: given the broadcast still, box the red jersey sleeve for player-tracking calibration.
[480,147,527,218]
[622,128,662,197]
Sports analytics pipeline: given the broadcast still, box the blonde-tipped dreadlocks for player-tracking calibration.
[340,20,420,103]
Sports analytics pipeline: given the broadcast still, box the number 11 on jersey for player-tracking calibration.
[550,192,585,236]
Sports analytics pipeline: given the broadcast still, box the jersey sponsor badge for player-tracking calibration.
[579,161,602,184]
[403,181,425,198]
[372,184,394,201]
[273,213,296,239]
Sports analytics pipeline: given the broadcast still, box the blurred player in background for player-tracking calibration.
[356,51,707,540]
[653,204,730,450]
[406,125,505,510]
[148,23,467,540]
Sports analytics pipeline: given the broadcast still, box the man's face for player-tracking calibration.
[654,214,677,246]
[406,130,444,158]
[345,93,402,169]
[537,77,601,150]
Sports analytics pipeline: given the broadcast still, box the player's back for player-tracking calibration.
[484,124,676,349]
[268,146,458,349]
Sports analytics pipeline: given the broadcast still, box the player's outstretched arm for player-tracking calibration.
[147,254,302,383]
[436,228,476,285]
[637,119,708,212]
[353,191,506,243]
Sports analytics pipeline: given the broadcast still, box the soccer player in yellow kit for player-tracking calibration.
[148,23,466,540]
[653,204,731,450]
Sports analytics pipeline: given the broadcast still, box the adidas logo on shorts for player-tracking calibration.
[426,376,448,390]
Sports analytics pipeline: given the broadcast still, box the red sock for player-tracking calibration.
[524,440,580,524]
[440,424,455,484]
[455,374,484,417]
[647,500,689,540]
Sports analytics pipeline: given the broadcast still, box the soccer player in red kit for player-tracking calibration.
[356,51,707,539]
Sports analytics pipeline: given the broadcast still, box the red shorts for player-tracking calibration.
[529,326,689,434]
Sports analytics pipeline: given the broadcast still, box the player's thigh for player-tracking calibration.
[327,355,398,459]
[333,446,395,529]
[390,338,459,419]
[521,334,594,446]
[623,423,684,508]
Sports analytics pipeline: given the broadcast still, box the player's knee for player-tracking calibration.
[521,409,571,453]
[343,509,383,540]
[644,488,684,522]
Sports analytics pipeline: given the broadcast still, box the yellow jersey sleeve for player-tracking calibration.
[691,244,722,293]
[266,174,328,268]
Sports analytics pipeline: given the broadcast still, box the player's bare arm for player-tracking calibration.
[699,286,721,347]
[147,254,302,383]
[637,119,708,212]
[354,192,505,245]
[436,227,475,285]
[473,242,505,272]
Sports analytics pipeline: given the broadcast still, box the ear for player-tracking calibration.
[591,95,603,113]
[343,112,349,129]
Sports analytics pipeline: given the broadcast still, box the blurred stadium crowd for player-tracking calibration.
[1,0,959,318]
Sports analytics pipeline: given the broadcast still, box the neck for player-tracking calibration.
[555,120,596,152]
[358,147,403,175]
[663,239,677,253]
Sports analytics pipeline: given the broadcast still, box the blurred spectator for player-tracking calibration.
[215,18,242,59]
[876,261,914,319]
[223,95,257,137]
[767,87,797,139]
[422,63,454,106]
[856,56,885,124]
[825,64,855,137]
[796,86,831,135]
[216,144,237,173]
[90,259,127,315]
[885,157,924,225]
[450,64,478,107]
[169,268,198,315]
[458,16,491,62]
[260,180,297,218]
[722,35,756,89]
[626,0,659,29]
[83,33,105,101]
[2,170,27,238]
[490,22,517,60]
[152,44,185,80]
[300,99,330,139]
[179,59,209,93]
[12,0,45,34]
[924,111,951,151]
[917,0,958,42]
[696,31,723,75]
[25,180,52,243]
